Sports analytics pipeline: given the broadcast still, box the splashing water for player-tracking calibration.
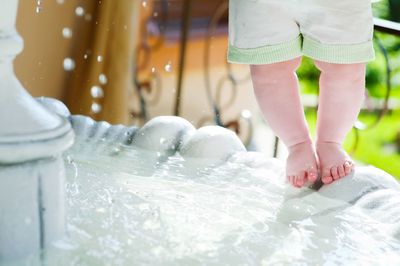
[90,102,102,114]
[12,116,400,265]
[90,86,104,98]
[63,58,75,71]
[62,27,73,39]
[98,74,108,85]
[75,6,85,17]
[164,61,172,73]
[35,0,43,13]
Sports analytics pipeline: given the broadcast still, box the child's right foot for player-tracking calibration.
[286,140,318,188]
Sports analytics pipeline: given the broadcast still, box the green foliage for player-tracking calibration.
[297,1,400,99]
[297,57,320,94]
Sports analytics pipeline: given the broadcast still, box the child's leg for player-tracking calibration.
[250,57,318,187]
[314,60,366,184]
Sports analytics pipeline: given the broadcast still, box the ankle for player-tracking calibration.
[287,139,313,151]
[315,141,342,149]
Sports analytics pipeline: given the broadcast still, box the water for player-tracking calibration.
[5,116,400,265]
[75,6,85,17]
[164,61,173,73]
[34,135,400,265]
[90,102,102,114]
[98,74,108,85]
[90,86,104,98]
[63,58,75,71]
[62,27,73,39]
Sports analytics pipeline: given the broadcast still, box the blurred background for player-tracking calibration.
[15,0,400,178]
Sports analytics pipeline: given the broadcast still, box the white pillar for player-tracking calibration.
[0,0,74,261]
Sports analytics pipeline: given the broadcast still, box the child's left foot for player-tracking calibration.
[316,141,354,184]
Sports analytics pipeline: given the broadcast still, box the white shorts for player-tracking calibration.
[227,0,376,64]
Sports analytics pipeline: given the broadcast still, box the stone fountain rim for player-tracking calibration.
[0,115,72,143]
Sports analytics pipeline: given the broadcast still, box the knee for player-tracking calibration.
[314,60,366,80]
[250,57,302,81]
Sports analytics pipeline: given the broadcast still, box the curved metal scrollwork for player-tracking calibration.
[351,33,394,154]
[201,0,253,146]
[131,0,169,125]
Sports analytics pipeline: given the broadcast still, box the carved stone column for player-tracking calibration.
[0,0,74,261]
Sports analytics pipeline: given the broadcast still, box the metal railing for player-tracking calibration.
[349,17,400,154]
[132,0,400,155]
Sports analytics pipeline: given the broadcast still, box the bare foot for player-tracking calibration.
[316,141,354,184]
[286,140,318,188]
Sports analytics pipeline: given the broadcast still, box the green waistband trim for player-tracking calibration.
[302,37,375,64]
[227,36,302,65]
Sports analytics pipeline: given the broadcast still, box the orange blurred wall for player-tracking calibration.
[15,0,95,101]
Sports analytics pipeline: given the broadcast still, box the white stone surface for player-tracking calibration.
[36,97,71,118]
[39,158,66,247]
[0,158,66,261]
[0,163,40,260]
[318,166,400,203]
[133,116,195,154]
[180,125,246,160]
[0,1,73,261]
[54,135,400,265]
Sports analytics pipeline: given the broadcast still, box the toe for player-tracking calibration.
[344,161,353,175]
[296,173,305,187]
[338,164,345,178]
[289,176,295,186]
[321,168,333,184]
[307,167,318,183]
[294,176,302,188]
[322,176,333,184]
[330,167,340,180]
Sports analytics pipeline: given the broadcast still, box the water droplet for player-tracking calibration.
[111,147,121,155]
[151,67,156,73]
[63,58,75,71]
[83,53,88,59]
[35,6,43,13]
[66,155,74,164]
[62,27,73,39]
[91,86,104,98]
[97,55,103,62]
[142,0,148,8]
[241,109,252,119]
[91,102,102,113]
[75,6,85,17]
[164,61,172,72]
[98,74,108,85]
